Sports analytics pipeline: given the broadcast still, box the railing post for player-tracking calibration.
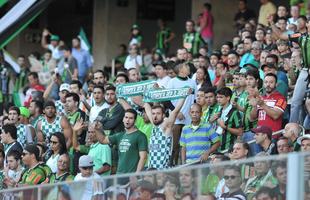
[287,153,304,200]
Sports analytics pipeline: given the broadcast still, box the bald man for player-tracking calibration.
[283,123,302,151]
[180,104,220,164]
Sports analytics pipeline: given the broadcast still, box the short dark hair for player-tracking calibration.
[151,105,165,113]
[266,54,279,64]
[224,165,241,176]
[228,50,239,57]
[186,20,195,26]
[203,2,212,11]
[271,161,287,177]
[62,46,71,52]
[31,100,44,114]
[105,85,116,92]
[9,106,20,116]
[94,69,105,76]
[28,72,39,79]
[93,84,105,93]
[70,80,82,89]
[265,73,278,83]
[7,150,21,161]
[115,73,129,83]
[204,86,217,95]
[298,15,307,22]
[2,124,17,140]
[246,69,260,80]
[65,92,80,103]
[255,187,275,199]
[217,87,233,98]
[125,108,138,120]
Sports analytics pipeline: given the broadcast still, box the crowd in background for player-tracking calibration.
[0,0,310,199]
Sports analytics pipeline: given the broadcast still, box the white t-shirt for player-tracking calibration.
[46,154,60,173]
[74,172,104,200]
[48,44,62,60]
[157,76,171,88]
[89,102,110,123]
[124,55,142,70]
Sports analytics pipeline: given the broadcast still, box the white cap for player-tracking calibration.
[59,83,70,92]
[79,155,94,167]
[297,134,310,145]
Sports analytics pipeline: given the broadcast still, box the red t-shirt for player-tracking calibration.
[257,91,287,133]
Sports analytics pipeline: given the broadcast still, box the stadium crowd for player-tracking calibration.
[0,0,310,199]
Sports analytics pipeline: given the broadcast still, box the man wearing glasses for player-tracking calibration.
[219,166,246,200]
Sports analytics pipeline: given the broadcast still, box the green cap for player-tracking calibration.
[132,24,139,30]
[50,34,60,41]
[243,59,259,69]
[19,107,30,118]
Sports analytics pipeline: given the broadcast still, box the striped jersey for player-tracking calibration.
[180,122,220,163]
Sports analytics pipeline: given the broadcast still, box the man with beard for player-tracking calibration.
[29,100,44,129]
[95,109,147,174]
[97,85,125,135]
[143,90,188,169]
[250,73,287,134]
[93,70,107,85]
[89,85,109,123]
[36,101,72,148]
[180,104,220,164]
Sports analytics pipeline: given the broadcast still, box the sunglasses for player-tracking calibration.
[81,166,93,170]
[50,140,58,144]
[223,175,239,180]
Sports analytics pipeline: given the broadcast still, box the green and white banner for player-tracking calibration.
[116,80,157,97]
[143,87,190,102]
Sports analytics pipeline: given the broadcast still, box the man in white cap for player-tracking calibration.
[74,155,103,200]
[297,134,310,152]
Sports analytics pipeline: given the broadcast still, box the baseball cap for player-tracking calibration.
[131,24,139,30]
[24,144,40,161]
[19,107,30,118]
[59,83,70,92]
[261,63,277,71]
[251,126,272,137]
[297,134,310,145]
[50,35,60,41]
[79,155,95,167]
[243,60,259,68]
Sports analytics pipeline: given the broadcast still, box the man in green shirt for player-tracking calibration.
[19,145,47,186]
[183,20,206,55]
[202,87,221,125]
[95,109,148,174]
[156,19,175,55]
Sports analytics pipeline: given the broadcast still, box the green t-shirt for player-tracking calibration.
[135,115,153,144]
[49,172,74,184]
[88,142,112,176]
[202,103,221,124]
[20,164,47,185]
[109,130,148,174]
[201,173,219,195]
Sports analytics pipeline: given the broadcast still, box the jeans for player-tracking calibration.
[203,37,213,56]
[242,131,262,156]
[290,69,309,123]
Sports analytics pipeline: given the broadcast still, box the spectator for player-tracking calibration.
[283,122,302,151]
[129,24,143,47]
[45,132,67,173]
[89,84,109,123]
[183,20,206,55]
[271,161,287,199]
[156,19,175,55]
[57,46,78,84]
[71,37,93,83]
[258,0,276,26]
[234,0,256,31]
[254,186,277,200]
[215,87,243,151]
[253,125,277,155]
[276,137,293,154]
[199,3,214,55]
[124,44,142,70]
[48,153,74,183]
[41,29,62,60]
[95,109,148,174]
[73,121,111,176]
[179,170,196,197]
[297,134,310,152]
[180,103,220,164]
[74,155,102,200]
[3,150,23,188]
[154,61,171,88]
[250,73,287,134]
[29,100,44,128]
[19,145,49,186]
[220,166,246,199]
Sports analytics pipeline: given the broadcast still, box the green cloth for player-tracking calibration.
[183,31,206,55]
[88,142,112,176]
[201,173,219,195]
[0,171,4,190]
[109,130,148,174]
[243,102,257,132]
[202,103,221,124]
[289,33,310,68]
[79,145,90,154]
[135,115,153,143]
[156,27,172,54]
[20,164,47,185]
[49,172,74,184]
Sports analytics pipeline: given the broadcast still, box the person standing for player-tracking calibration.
[95,109,148,174]
[199,3,214,55]
[155,19,175,55]
[183,20,206,55]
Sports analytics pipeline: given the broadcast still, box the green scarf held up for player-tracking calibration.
[116,80,156,98]
[143,87,191,102]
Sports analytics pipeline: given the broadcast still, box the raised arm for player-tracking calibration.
[72,119,84,151]
[61,116,73,149]
[41,29,50,49]
[94,122,110,144]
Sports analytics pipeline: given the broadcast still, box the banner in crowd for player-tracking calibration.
[116,80,157,97]
[143,87,190,102]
